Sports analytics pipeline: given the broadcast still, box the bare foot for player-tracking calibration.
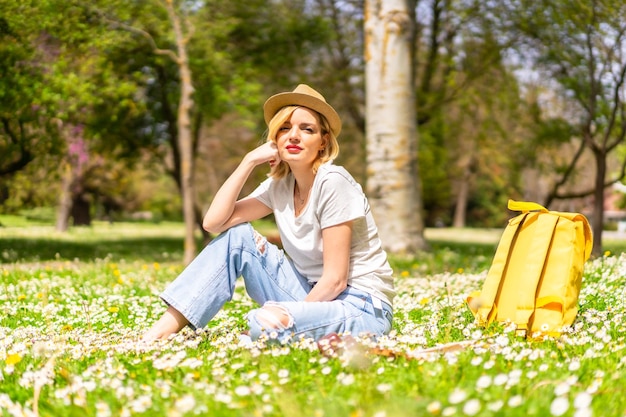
[142,306,190,341]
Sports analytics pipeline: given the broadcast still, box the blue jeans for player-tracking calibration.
[160,223,393,342]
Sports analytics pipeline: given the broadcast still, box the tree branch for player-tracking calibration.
[109,19,179,63]
[544,138,586,206]
[88,4,180,64]
[604,62,626,151]
[552,146,626,202]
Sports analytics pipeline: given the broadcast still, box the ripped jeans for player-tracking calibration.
[160,223,393,342]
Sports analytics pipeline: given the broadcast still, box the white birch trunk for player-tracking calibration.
[365,0,426,253]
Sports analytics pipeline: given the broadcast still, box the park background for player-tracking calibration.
[3,0,626,259]
[2,1,626,416]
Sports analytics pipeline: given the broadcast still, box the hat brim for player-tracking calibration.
[263,92,342,137]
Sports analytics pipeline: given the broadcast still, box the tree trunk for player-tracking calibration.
[71,194,91,226]
[365,0,427,253]
[453,164,471,228]
[56,162,73,232]
[167,1,197,265]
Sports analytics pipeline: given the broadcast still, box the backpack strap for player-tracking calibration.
[513,212,559,336]
[469,200,559,334]
[468,212,528,326]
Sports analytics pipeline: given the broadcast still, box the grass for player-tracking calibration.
[1,215,626,416]
[0,219,187,263]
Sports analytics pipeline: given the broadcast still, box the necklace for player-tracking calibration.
[295,183,311,206]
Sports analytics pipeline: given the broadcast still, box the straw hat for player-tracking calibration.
[263,84,342,137]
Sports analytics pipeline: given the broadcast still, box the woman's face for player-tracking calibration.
[275,107,327,169]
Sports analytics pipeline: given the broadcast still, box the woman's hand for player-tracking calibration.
[202,141,276,233]
[244,141,280,168]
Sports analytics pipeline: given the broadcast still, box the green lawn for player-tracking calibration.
[1,217,625,416]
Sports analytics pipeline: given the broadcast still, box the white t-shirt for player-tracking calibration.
[250,162,395,305]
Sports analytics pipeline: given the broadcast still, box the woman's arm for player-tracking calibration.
[304,221,353,302]
[203,142,277,234]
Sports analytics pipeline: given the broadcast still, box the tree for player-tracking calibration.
[164,0,197,264]
[447,33,532,228]
[411,0,531,228]
[365,0,427,253]
[100,0,345,261]
[96,0,198,262]
[0,0,161,227]
[495,0,626,256]
[41,1,155,230]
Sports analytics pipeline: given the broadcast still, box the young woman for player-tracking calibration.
[143,84,395,343]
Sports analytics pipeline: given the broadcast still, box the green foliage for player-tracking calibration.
[0,0,63,176]
[419,119,453,226]
[465,174,514,228]
[223,0,331,84]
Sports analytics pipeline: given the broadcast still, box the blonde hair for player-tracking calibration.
[266,106,340,180]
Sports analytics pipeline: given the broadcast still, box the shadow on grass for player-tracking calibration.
[388,240,498,275]
[0,236,186,263]
[5,226,625,271]
[391,238,626,276]
[2,234,499,272]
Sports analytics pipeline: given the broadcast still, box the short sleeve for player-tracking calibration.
[249,178,274,209]
[316,172,366,229]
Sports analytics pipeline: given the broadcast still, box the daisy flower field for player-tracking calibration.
[1,220,625,417]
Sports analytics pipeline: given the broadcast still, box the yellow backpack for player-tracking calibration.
[467,200,593,338]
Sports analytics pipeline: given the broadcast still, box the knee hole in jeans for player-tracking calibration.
[255,304,293,330]
[252,229,267,255]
